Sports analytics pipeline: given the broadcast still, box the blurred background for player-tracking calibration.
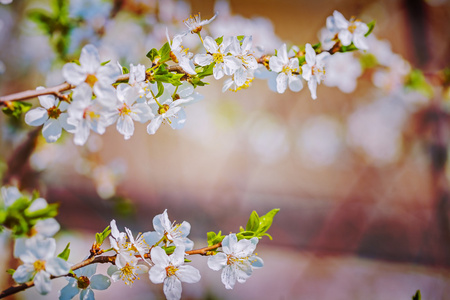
[1,0,450,299]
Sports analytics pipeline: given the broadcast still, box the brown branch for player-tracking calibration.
[186,242,222,255]
[0,255,116,299]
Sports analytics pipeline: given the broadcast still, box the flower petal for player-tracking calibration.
[276,72,288,94]
[58,282,80,300]
[46,257,71,276]
[207,253,227,271]
[163,276,182,300]
[176,265,201,283]
[62,63,87,86]
[12,264,35,283]
[147,116,163,135]
[79,45,100,74]
[25,108,48,126]
[221,265,237,289]
[90,274,111,290]
[288,74,303,92]
[34,271,52,295]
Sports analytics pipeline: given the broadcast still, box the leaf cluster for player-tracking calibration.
[0,192,59,236]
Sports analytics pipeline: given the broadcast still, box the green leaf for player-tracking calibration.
[236,35,245,42]
[256,208,280,237]
[6,269,15,276]
[312,42,321,50]
[100,60,111,66]
[404,69,433,98]
[207,231,225,246]
[365,20,376,37]
[359,53,378,70]
[156,81,164,98]
[2,101,32,119]
[122,66,129,74]
[246,211,260,232]
[146,48,159,63]
[159,42,172,63]
[25,203,59,219]
[196,63,214,79]
[95,225,111,245]
[164,246,176,255]
[215,36,224,45]
[412,290,421,300]
[57,242,70,261]
[168,73,184,86]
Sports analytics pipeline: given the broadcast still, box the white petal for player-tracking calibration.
[80,289,94,300]
[37,92,56,109]
[146,116,163,135]
[353,34,369,50]
[149,264,167,284]
[301,64,312,81]
[142,231,163,247]
[62,63,87,85]
[176,265,201,283]
[46,257,71,276]
[194,54,213,66]
[59,113,77,133]
[277,44,288,64]
[58,282,80,300]
[221,265,237,289]
[168,108,186,130]
[42,119,63,143]
[72,83,92,104]
[28,197,48,211]
[12,264,34,283]
[333,10,349,29]
[177,82,194,98]
[305,43,316,66]
[79,44,100,74]
[269,56,284,73]
[207,253,227,271]
[131,103,153,123]
[163,276,182,300]
[213,65,224,80]
[202,36,218,53]
[73,120,91,146]
[179,58,197,75]
[34,218,60,237]
[308,78,318,100]
[25,108,48,126]
[338,30,352,46]
[96,63,121,85]
[90,274,111,290]
[34,271,52,295]
[276,73,288,94]
[116,116,134,139]
[288,75,303,92]
[150,246,169,267]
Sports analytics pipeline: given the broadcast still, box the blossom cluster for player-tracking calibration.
[21,10,371,145]
[1,186,273,300]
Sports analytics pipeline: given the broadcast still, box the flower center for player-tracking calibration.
[33,260,46,272]
[213,52,224,64]
[85,74,98,87]
[348,22,357,34]
[165,265,178,277]
[281,65,292,75]
[158,104,170,115]
[119,104,132,117]
[83,108,100,120]
[120,263,137,286]
[312,65,326,79]
[172,94,180,101]
[47,106,61,119]
[77,276,90,289]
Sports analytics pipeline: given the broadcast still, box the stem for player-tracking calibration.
[186,242,222,255]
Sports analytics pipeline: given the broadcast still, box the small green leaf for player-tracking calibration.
[100,60,111,66]
[95,225,111,245]
[246,211,260,232]
[159,42,172,63]
[412,290,421,300]
[207,231,225,246]
[122,66,129,74]
[256,208,280,237]
[146,48,159,63]
[215,36,223,45]
[405,69,433,98]
[312,42,321,50]
[156,81,164,98]
[359,53,378,70]
[365,20,376,37]
[57,242,70,261]
[6,269,15,276]
[2,101,32,119]
[164,246,176,255]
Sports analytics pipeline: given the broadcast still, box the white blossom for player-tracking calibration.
[301,43,330,99]
[142,209,194,250]
[59,264,110,300]
[194,36,241,80]
[269,43,303,93]
[13,237,71,295]
[108,256,149,286]
[24,88,76,143]
[327,10,369,50]
[183,12,217,34]
[149,246,201,300]
[166,29,196,75]
[207,234,263,289]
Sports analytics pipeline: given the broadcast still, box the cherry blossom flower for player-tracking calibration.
[101,83,153,140]
[67,83,110,146]
[146,83,200,135]
[24,88,75,143]
[62,44,121,92]
[328,10,369,50]
[207,234,263,289]
[149,246,201,300]
[183,12,218,34]
[108,256,149,286]
[194,36,241,80]
[13,237,71,295]
[269,44,303,93]
[143,209,194,250]
[301,43,330,100]
[59,264,110,300]
[166,29,196,75]
[324,52,362,93]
